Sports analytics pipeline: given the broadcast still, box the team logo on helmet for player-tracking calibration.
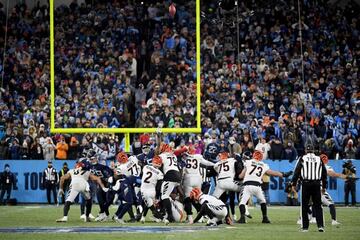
[152,155,163,168]
[253,150,263,161]
[189,187,202,201]
[116,152,128,164]
[160,143,172,153]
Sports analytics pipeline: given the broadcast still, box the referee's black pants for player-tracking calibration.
[301,181,324,229]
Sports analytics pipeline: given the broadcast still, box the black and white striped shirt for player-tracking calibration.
[291,153,327,187]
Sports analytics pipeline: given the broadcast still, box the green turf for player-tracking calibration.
[0,205,359,240]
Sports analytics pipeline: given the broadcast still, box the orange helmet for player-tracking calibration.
[75,162,84,169]
[253,150,263,161]
[160,143,172,153]
[189,187,202,201]
[186,146,196,155]
[320,154,329,165]
[218,152,229,161]
[152,155,163,168]
[116,152,128,164]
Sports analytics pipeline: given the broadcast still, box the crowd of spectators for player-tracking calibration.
[54,0,197,129]
[0,0,359,161]
[199,0,360,160]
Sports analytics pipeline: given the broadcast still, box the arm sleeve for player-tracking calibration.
[193,202,207,223]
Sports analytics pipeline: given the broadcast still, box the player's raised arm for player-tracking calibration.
[89,174,108,192]
[155,128,162,155]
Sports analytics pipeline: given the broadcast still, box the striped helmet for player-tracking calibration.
[160,143,172,153]
[152,155,163,168]
[218,152,229,161]
[253,150,263,161]
[116,152,128,164]
[189,187,202,201]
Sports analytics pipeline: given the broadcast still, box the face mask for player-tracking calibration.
[5,167,10,172]
[48,165,52,168]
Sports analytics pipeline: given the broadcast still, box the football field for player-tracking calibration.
[0,205,359,240]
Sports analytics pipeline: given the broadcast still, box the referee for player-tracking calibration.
[291,144,327,232]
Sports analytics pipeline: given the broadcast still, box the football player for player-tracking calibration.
[190,187,231,226]
[56,162,109,222]
[182,146,214,223]
[85,150,114,222]
[112,168,142,224]
[140,155,164,223]
[155,130,182,223]
[238,150,292,224]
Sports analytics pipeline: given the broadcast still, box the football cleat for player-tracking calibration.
[84,217,91,222]
[206,220,217,227]
[318,227,325,232]
[114,217,125,224]
[332,220,341,226]
[262,217,271,224]
[237,216,246,224]
[80,214,86,220]
[163,219,170,225]
[95,213,106,222]
[300,228,308,232]
[56,216,68,222]
[140,216,146,224]
[89,213,95,220]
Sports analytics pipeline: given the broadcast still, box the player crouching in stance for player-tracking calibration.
[189,187,231,226]
[56,162,109,222]
[238,150,292,224]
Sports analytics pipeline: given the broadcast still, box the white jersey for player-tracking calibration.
[199,194,226,207]
[159,152,179,174]
[214,158,236,179]
[243,159,270,184]
[183,154,214,176]
[117,156,142,177]
[141,165,164,190]
[69,168,91,184]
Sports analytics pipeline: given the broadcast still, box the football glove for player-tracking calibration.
[108,176,114,184]
[282,171,293,178]
[102,187,109,193]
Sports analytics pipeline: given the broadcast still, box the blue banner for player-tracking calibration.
[0,160,77,203]
[0,160,359,203]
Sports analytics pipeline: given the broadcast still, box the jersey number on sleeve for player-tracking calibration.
[249,164,263,177]
[144,171,152,183]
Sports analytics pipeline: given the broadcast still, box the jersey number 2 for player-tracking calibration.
[144,172,152,183]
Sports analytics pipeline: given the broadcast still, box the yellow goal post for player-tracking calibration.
[49,0,202,152]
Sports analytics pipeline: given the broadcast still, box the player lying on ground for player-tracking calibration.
[56,161,109,222]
